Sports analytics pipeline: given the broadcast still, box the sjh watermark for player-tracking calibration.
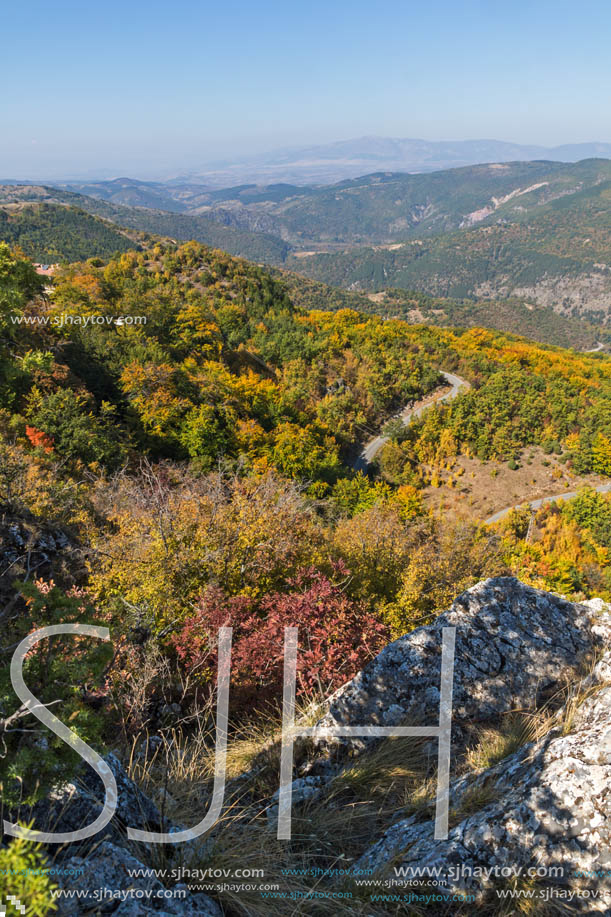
[3,624,456,845]
[10,313,147,328]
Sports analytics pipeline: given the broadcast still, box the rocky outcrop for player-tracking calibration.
[358,672,611,911]
[24,753,166,846]
[300,579,611,911]
[54,842,222,916]
[310,577,611,763]
[0,512,82,573]
[15,755,221,916]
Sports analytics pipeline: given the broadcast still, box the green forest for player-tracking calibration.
[0,203,135,262]
[0,187,292,265]
[278,273,606,350]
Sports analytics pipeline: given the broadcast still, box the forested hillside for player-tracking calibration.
[3,239,610,480]
[287,189,611,320]
[2,239,611,844]
[0,185,291,264]
[0,202,136,261]
[278,272,606,350]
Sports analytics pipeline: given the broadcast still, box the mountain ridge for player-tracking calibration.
[172,136,611,186]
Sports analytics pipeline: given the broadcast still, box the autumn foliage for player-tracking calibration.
[25,424,54,453]
[1,239,611,805]
[172,568,389,706]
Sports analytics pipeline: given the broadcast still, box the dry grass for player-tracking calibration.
[450,780,500,826]
[118,650,611,915]
[464,712,541,773]
[122,716,441,915]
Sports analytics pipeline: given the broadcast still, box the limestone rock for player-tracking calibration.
[313,577,611,761]
[358,679,611,910]
[25,752,166,846]
[266,775,325,825]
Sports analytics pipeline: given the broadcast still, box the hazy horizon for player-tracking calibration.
[2,135,611,185]
[3,0,611,180]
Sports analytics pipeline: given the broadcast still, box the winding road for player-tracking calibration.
[353,369,611,520]
[354,371,470,471]
[483,483,611,525]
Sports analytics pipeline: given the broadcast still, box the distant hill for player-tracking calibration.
[173,159,611,247]
[0,185,291,264]
[54,177,190,211]
[48,162,611,277]
[276,271,607,351]
[55,160,611,249]
[0,198,136,262]
[283,170,611,322]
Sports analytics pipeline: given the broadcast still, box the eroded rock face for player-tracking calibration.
[357,678,611,911]
[309,581,611,911]
[313,577,611,760]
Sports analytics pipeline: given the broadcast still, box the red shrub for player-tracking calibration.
[172,568,388,709]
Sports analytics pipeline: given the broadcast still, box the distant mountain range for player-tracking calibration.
[5,136,611,189]
[168,136,611,186]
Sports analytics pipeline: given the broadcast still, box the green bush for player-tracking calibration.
[0,831,57,915]
[0,582,110,807]
[25,388,127,468]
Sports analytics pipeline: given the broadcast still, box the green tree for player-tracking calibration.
[26,388,127,468]
[180,403,238,470]
[0,243,43,329]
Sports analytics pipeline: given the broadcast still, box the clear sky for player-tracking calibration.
[2,0,610,179]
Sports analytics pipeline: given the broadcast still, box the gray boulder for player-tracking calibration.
[358,672,611,911]
[24,752,166,846]
[31,756,223,915]
[293,579,611,911]
[54,842,222,916]
[312,577,611,761]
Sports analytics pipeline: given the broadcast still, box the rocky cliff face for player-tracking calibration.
[313,578,609,756]
[358,674,611,908]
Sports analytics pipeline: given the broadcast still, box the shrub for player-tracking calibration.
[25,388,127,468]
[0,580,110,805]
[172,568,389,709]
[564,488,611,550]
[0,832,56,915]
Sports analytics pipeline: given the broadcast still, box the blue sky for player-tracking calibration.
[2,0,610,178]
